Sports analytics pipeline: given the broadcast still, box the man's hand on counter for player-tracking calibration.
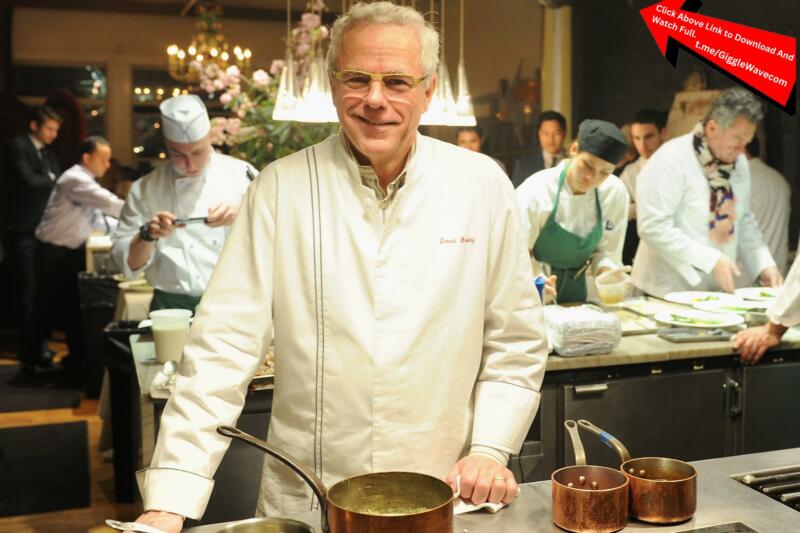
[206,203,238,227]
[733,322,787,365]
[446,454,520,506]
[758,265,784,288]
[124,510,184,533]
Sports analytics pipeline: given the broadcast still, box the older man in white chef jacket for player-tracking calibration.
[632,87,782,296]
[128,3,548,532]
[111,95,255,312]
[733,253,800,364]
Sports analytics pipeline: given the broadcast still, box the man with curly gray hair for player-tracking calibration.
[127,2,547,531]
[633,87,782,296]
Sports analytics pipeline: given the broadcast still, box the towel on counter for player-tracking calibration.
[544,304,621,356]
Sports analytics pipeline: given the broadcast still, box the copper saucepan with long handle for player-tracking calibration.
[551,420,629,533]
[577,420,697,524]
[217,426,455,533]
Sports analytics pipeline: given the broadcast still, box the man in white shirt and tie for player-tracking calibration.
[24,136,124,379]
[111,95,255,313]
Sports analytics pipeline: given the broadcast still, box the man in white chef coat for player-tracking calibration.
[632,87,782,296]
[733,253,800,364]
[111,95,255,312]
[129,2,548,531]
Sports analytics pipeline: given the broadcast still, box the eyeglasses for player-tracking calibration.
[331,69,427,93]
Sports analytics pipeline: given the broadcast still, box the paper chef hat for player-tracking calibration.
[159,95,211,143]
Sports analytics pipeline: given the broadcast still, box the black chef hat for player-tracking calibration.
[577,119,628,165]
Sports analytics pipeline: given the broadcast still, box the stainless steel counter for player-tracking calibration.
[188,448,800,532]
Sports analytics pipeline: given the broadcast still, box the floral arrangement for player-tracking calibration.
[198,1,337,171]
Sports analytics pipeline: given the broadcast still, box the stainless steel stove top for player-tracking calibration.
[733,464,800,512]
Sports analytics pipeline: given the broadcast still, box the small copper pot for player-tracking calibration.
[217,426,454,533]
[551,420,629,533]
[577,420,697,524]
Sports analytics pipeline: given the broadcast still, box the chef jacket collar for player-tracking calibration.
[338,131,420,188]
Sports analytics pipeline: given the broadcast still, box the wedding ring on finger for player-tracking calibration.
[493,475,507,483]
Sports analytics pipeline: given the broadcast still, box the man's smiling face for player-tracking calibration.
[330,23,434,168]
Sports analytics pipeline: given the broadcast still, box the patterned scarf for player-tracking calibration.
[692,122,736,245]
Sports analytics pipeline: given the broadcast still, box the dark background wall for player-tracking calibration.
[572,0,800,247]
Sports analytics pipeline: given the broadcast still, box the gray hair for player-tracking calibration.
[705,87,765,129]
[326,1,440,82]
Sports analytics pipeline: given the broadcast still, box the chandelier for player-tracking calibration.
[166,2,252,86]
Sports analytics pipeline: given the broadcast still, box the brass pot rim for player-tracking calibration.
[620,457,698,483]
[551,465,629,492]
[328,471,455,517]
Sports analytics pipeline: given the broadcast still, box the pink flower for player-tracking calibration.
[320,26,329,39]
[220,92,233,105]
[301,13,321,30]
[270,59,285,76]
[225,65,240,78]
[213,78,226,90]
[295,42,311,57]
[252,69,271,86]
[227,83,241,97]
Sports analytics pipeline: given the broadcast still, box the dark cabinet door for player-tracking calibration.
[742,361,800,454]
[561,370,731,469]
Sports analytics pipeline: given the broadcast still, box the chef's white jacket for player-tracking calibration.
[768,253,800,327]
[632,133,775,297]
[137,132,549,519]
[36,163,124,249]
[111,152,254,295]
[515,160,630,277]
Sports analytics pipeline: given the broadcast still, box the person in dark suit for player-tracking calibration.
[3,106,62,384]
[511,110,567,188]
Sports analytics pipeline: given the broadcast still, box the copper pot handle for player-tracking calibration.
[577,420,632,463]
[217,426,329,533]
[564,420,586,466]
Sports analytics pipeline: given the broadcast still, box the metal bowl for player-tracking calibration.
[216,517,315,533]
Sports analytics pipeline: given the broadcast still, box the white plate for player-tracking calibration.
[692,300,768,315]
[735,287,779,301]
[654,309,744,328]
[663,291,741,305]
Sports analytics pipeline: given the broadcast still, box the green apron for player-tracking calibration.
[532,164,603,303]
[149,288,201,314]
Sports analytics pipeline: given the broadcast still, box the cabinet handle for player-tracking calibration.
[575,383,609,395]
[726,379,743,419]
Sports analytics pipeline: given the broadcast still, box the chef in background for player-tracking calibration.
[632,87,781,296]
[516,119,630,303]
[734,253,800,364]
[111,95,255,312]
[127,3,548,531]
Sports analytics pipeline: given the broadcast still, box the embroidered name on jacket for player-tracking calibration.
[440,236,476,244]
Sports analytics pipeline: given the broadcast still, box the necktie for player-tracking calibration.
[39,148,54,180]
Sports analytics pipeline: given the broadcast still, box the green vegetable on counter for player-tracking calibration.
[670,313,722,326]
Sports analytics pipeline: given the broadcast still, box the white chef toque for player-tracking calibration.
[159,95,211,143]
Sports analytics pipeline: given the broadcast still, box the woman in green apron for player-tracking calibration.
[516,119,631,303]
